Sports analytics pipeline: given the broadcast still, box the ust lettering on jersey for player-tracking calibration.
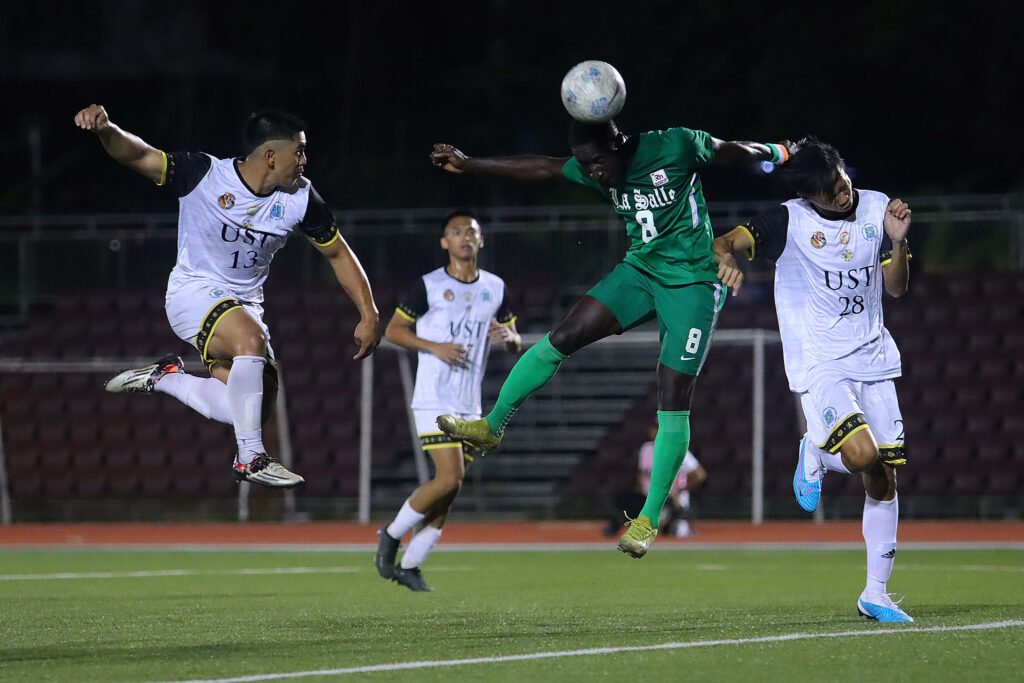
[160,151,338,303]
[743,190,907,392]
[399,268,515,415]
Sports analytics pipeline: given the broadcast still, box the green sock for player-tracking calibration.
[639,410,691,523]
[485,333,567,435]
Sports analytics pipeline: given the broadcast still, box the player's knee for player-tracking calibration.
[435,474,463,498]
[232,330,267,358]
[842,440,879,472]
[548,326,579,356]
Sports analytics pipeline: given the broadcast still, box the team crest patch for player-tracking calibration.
[246,205,260,216]
[842,249,854,261]
[810,231,827,248]
[863,224,878,240]
[823,407,838,428]
[270,202,285,220]
[482,290,491,302]
[839,231,850,245]
[650,169,669,187]
[218,192,235,209]
[443,289,455,302]
[210,288,226,298]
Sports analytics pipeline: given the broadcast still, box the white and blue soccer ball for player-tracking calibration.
[560,60,627,123]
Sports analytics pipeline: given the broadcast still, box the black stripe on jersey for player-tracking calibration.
[163,152,213,198]
[879,445,907,466]
[196,299,243,367]
[300,185,339,245]
[495,287,515,325]
[745,205,789,263]
[396,278,429,320]
[823,413,868,453]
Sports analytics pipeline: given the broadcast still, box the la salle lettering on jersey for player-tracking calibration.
[824,264,876,290]
[610,187,678,212]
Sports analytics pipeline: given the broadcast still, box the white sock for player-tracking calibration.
[227,356,266,464]
[400,526,442,569]
[155,373,232,424]
[862,493,899,594]
[821,449,851,474]
[386,500,426,539]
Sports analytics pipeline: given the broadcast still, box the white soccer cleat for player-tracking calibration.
[233,454,305,488]
[104,355,183,394]
[793,433,825,512]
[857,591,914,623]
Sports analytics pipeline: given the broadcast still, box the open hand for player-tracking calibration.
[716,252,744,297]
[432,342,469,367]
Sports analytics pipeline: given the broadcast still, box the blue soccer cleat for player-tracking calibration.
[793,434,824,512]
[857,591,914,623]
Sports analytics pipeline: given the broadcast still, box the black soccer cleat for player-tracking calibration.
[392,565,433,592]
[374,528,400,580]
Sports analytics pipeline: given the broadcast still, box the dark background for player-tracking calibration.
[2,1,1021,215]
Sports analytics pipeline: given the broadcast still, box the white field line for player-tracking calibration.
[0,566,472,582]
[157,620,1024,683]
[2,542,1023,552]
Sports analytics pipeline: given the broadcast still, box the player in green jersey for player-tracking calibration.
[430,120,791,557]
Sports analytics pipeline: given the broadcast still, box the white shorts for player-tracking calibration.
[800,374,906,465]
[413,409,479,453]
[165,278,273,369]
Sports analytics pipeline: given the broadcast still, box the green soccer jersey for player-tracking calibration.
[563,127,717,285]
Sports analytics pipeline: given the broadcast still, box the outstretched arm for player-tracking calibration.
[74,104,166,184]
[712,227,755,297]
[430,143,568,181]
[710,138,794,167]
[881,198,911,298]
[316,237,382,360]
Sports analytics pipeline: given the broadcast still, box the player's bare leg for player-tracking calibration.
[618,364,696,558]
[438,296,620,450]
[379,447,465,591]
[205,308,302,488]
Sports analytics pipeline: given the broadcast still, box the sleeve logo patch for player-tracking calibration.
[863,224,878,240]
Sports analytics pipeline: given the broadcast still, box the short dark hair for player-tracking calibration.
[242,110,307,155]
[777,136,846,198]
[442,209,479,232]
[568,119,620,150]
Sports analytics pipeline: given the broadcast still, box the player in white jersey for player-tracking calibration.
[75,105,381,488]
[714,137,914,622]
[375,210,520,591]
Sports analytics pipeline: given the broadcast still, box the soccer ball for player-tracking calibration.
[560,61,627,123]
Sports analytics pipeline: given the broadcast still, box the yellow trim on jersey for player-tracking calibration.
[195,300,243,366]
[307,227,340,248]
[736,224,756,261]
[880,251,912,267]
[499,315,517,327]
[827,422,869,454]
[157,151,169,187]
[394,307,416,323]
[422,441,463,451]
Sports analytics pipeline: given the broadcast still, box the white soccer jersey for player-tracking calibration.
[397,268,515,414]
[159,152,339,303]
[743,190,906,392]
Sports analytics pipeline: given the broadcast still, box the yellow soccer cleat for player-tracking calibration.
[617,514,658,558]
[436,415,502,452]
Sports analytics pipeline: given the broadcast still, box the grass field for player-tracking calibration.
[1,548,1022,682]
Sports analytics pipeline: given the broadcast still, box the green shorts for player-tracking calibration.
[587,262,726,376]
